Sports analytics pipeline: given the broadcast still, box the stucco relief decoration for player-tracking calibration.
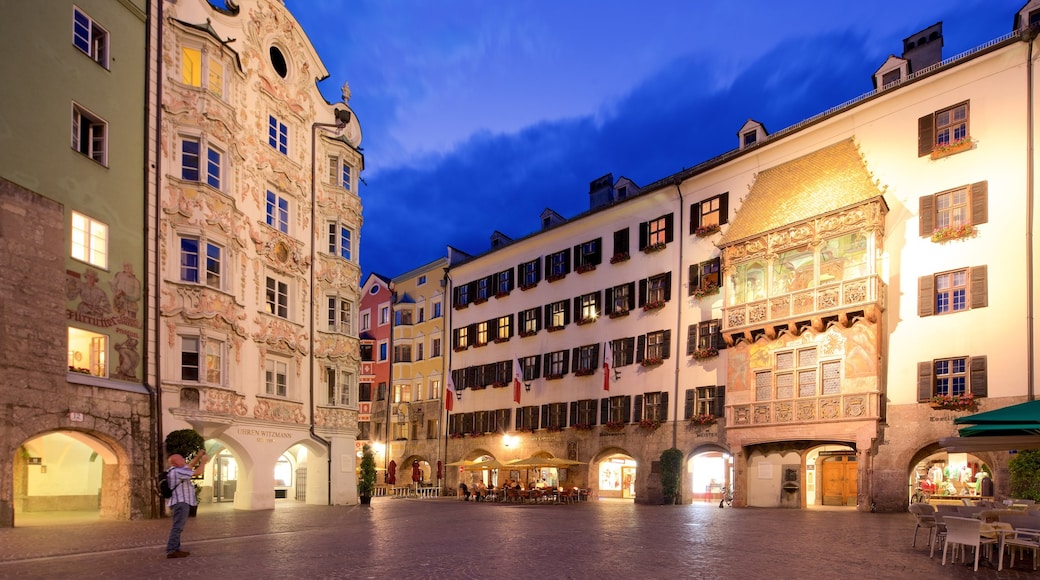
[314,407,356,430]
[315,258,359,290]
[818,331,845,357]
[252,317,308,355]
[820,397,841,419]
[753,405,771,424]
[254,398,306,424]
[315,335,357,362]
[797,401,816,421]
[748,303,768,325]
[774,402,793,422]
[204,387,249,417]
[161,286,249,339]
[843,280,868,304]
[844,396,866,418]
[249,224,310,275]
[733,406,751,425]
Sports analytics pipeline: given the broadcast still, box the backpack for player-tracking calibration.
[159,470,176,498]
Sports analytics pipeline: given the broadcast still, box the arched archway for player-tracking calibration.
[592,447,637,500]
[806,444,857,507]
[14,430,128,524]
[907,444,991,505]
[685,445,733,504]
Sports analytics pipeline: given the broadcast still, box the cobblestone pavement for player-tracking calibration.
[0,499,1037,579]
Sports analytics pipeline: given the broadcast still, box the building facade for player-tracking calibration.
[430,3,1040,510]
[358,272,392,474]
[0,0,153,526]
[156,0,363,508]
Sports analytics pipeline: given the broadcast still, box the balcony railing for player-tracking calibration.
[722,275,885,338]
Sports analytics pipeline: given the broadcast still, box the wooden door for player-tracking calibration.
[821,456,857,506]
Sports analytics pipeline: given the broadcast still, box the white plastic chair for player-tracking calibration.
[909,503,937,549]
[998,527,1040,571]
[942,516,998,572]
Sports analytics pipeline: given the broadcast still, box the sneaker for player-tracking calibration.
[166,550,190,558]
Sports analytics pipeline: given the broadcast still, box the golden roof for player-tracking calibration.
[719,139,884,246]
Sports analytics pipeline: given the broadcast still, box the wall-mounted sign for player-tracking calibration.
[27,457,42,465]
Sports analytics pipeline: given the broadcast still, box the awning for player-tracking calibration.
[953,400,1040,426]
[939,434,1040,453]
[939,400,1040,452]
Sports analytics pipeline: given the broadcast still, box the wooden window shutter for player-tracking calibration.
[622,395,632,422]
[664,213,674,243]
[600,398,609,424]
[719,193,729,225]
[591,399,599,424]
[684,389,695,419]
[689,264,700,295]
[918,114,935,157]
[970,266,987,309]
[562,350,570,374]
[508,314,515,337]
[970,181,988,225]
[605,286,615,311]
[663,272,672,301]
[625,282,636,310]
[573,297,581,321]
[919,195,935,237]
[636,334,646,363]
[563,250,571,274]
[634,395,643,421]
[533,355,541,378]
[569,401,578,426]
[638,278,648,307]
[970,356,988,397]
[690,204,700,234]
[687,325,697,355]
[917,361,934,402]
[660,392,669,421]
[543,353,551,376]
[573,243,581,266]
[918,275,934,317]
[715,386,726,416]
[592,238,602,265]
[638,221,648,251]
[571,347,580,370]
[540,404,549,429]
[662,330,672,359]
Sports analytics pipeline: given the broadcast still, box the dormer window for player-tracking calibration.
[742,131,757,148]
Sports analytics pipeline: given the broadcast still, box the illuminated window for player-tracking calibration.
[181,46,225,97]
[71,211,107,268]
[68,327,107,377]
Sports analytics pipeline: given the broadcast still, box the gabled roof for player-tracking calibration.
[719,139,885,246]
[396,292,415,304]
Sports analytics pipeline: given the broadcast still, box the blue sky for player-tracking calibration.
[287,0,1025,279]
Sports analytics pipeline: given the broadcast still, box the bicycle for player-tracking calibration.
[719,486,733,508]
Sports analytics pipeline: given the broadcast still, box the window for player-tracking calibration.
[574,399,598,426]
[918,101,969,156]
[432,338,442,357]
[476,277,490,301]
[476,321,488,345]
[395,309,413,326]
[394,383,412,403]
[573,344,599,374]
[418,275,427,285]
[429,379,440,401]
[517,406,540,431]
[179,236,223,289]
[377,381,387,401]
[687,319,724,354]
[265,191,290,233]
[742,131,757,147]
[690,193,728,233]
[180,137,224,190]
[545,350,569,377]
[264,358,289,397]
[454,326,469,349]
[360,311,371,331]
[181,46,224,97]
[360,344,373,362]
[640,214,673,249]
[612,337,636,367]
[380,306,390,325]
[496,315,512,340]
[327,295,352,334]
[68,326,107,377]
[73,7,108,67]
[575,292,600,322]
[645,330,668,361]
[455,284,470,307]
[546,300,568,329]
[72,104,106,164]
[613,228,630,258]
[378,342,388,362]
[521,355,540,381]
[328,156,352,190]
[268,115,288,154]
[71,211,107,268]
[689,258,721,295]
[180,335,224,385]
[517,307,539,335]
[327,221,353,260]
[755,347,842,401]
[685,386,726,419]
[918,266,987,317]
[605,282,634,316]
[325,369,352,406]
[546,250,570,279]
[640,272,672,307]
[416,342,424,361]
[393,345,412,363]
[358,421,371,439]
[265,275,289,319]
[546,403,567,430]
[881,69,901,87]
[496,270,513,295]
[433,302,442,318]
[638,392,667,422]
[574,238,602,269]
[603,395,631,424]
[418,307,425,323]
[519,258,540,287]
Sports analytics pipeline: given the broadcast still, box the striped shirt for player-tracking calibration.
[166,466,198,507]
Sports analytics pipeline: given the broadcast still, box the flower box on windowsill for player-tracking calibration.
[472,297,488,305]
[642,242,667,254]
[545,374,564,381]
[520,283,538,291]
[573,423,594,431]
[455,303,470,310]
[574,369,595,377]
[454,346,469,352]
[691,348,719,361]
[470,384,487,391]
[609,252,630,264]
[546,274,566,283]
[494,291,510,299]
[931,224,977,244]
[576,264,596,274]
[577,317,596,326]
[449,432,465,439]
[547,326,565,333]
[639,419,662,432]
[689,414,717,427]
[693,284,720,300]
[694,224,721,238]
[519,330,538,338]
[491,381,508,389]
[929,394,976,412]
[930,137,974,160]
[609,309,630,319]
[473,342,488,349]
[604,421,626,433]
[642,300,666,312]
[546,425,563,433]
[494,337,511,344]
[641,357,664,368]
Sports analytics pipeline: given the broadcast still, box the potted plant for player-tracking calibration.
[1010,449,1040,502]
[358,443,377,505]
[164,429,205,515]
[660,448,683,505]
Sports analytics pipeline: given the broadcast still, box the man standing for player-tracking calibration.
[165,451,208,558]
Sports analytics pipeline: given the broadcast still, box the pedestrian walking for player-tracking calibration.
[165,451,208,558]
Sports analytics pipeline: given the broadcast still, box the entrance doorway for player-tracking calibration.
[688,450,732,503]
[213,451,237,502]
[820,453,857,506]
[597,454,636,499]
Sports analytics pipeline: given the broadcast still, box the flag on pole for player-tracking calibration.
[445,374,455,412]
[603,340,614,391]
[513,356,524,404]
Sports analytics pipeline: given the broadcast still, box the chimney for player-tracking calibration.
[588,173,615,210]
[902,22,943,73]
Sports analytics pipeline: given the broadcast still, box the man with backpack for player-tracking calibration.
[165,451,208,559]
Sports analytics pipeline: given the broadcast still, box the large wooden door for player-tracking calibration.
[821,455,857,506]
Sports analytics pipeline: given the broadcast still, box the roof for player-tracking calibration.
[719,139,884,246]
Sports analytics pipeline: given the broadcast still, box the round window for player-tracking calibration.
[269,46,288,78]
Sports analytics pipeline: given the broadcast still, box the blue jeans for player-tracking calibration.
[166,502,190,553]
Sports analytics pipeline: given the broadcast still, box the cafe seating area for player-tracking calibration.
[910,499,1040,572]
[462,486,592,504]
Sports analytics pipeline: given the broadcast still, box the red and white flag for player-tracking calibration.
[513,356,524,404]
[445,374,455,412]
[603,341,614,391]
